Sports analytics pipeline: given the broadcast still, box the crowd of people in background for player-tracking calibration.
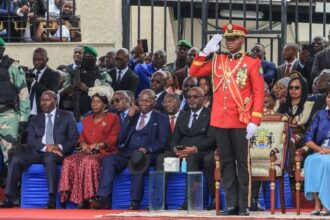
[0,0,80,42]
[0,22,329,216]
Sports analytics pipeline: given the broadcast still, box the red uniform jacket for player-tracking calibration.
[189,52,264,128]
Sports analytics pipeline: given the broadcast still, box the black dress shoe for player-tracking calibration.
[239,208,250,216]
[90,197,108,209]
[220,206,239,215]
[129,201,140,210]
[45,199,56,209]
[0,199,14,208]
[250,198,265,211]
[177,202,187,211]
[205,200,216,210]
[320,211,330,216]
[77,200,90,209]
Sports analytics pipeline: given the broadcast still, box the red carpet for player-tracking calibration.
[0,208,315,220]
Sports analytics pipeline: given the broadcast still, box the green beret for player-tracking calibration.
[177,40,192,49]
[0,37,5,46]
[83,45,98,57]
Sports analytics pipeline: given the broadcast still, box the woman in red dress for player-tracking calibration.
[59,92,120,208]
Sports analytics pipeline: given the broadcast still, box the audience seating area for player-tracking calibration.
[20,164,293,210]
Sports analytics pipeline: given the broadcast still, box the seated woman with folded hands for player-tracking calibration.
[58,85,120,208]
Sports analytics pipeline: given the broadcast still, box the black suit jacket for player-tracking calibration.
[29,67,60,113]
[276,61,303,81]
[155,90,167,112]
[27,109,79,155]
[170,107,216,152]
[109,68,139,94]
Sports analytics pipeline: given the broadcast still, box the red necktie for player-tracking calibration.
[170,116,176,133]
[285,63,292,76]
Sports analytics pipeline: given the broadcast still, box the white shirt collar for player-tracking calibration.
[34,65,47,75]
[169,110,180,119]
[190,107,203,118]
[45,108,56,117]
[116,66,129,74]
[140,110,152,118]
[155,90,165,100]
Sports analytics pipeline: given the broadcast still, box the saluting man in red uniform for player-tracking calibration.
[189,24,264,216]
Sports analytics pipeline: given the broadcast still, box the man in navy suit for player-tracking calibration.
[110,90,131,124]
[251,44,277,86]
[0,91,78,209]
[90,89,169,210]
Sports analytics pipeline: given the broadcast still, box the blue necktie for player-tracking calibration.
[120,112,126,123]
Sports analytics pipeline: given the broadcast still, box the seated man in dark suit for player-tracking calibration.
[156,87,216,210]
[90,89,169,210]
[0,91,78,209]
[150,70,167,113]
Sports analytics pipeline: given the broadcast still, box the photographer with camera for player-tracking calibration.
[58,84,120,209]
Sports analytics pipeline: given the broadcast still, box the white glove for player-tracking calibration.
[202,34,222,55]
[246,123,258,140]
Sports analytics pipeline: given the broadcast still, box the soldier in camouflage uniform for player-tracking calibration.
[60,45,112,121]
[0,37,31,167]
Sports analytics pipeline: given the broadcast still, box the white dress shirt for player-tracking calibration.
[135,111,152,130]
[188,107,203,128]
[41,108,63,152]
[116,67,129,82]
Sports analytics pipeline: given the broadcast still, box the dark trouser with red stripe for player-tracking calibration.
[215,128,250,211]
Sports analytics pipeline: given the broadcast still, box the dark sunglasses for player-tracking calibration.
[110,98,125,105]
[151,79,161,84]
[187,95,203,99]
[289,86,301,90]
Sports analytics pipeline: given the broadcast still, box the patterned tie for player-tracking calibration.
[137,114,147,130]
[285,63,292,76]
[170,115,176,133]
[117,70,122,83]
[45,114,54,144]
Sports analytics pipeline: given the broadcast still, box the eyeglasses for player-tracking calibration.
[110,98,125,105]
[151,79,161,84]
[289,86,301,90]
[187,95,203,99]
[115,57,127,62]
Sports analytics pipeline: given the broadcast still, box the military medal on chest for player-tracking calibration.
[236,63,247,88]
